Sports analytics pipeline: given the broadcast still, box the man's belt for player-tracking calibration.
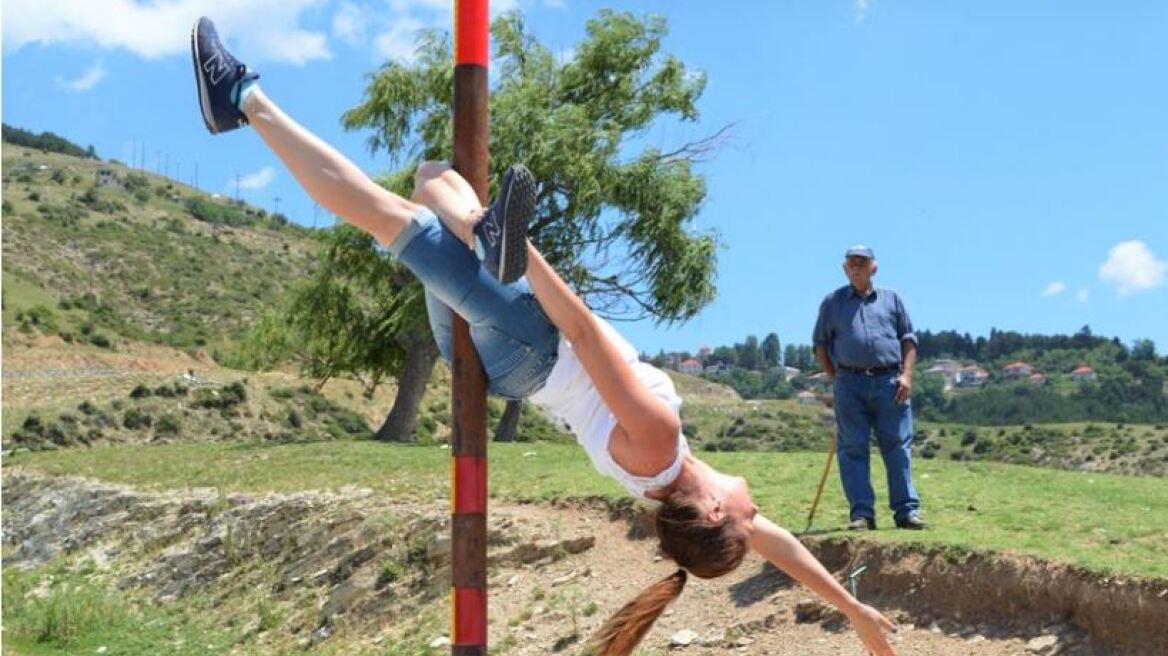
[837,364,901,376]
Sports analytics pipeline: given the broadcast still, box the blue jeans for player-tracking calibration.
[833,371,921,522]
[388,209,560,400]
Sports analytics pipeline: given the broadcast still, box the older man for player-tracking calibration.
[813,245,926,530]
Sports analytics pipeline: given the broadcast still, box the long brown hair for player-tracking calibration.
[588,492,749,655]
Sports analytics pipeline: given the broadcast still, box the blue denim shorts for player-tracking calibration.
[388,209,560,400]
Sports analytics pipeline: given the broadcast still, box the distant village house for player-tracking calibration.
[797,391,819,405]
[958,366,989,387]
[1070,365,1097,382]
[1002,361,1033,380]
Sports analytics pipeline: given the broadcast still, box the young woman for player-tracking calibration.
[191,17,898,656]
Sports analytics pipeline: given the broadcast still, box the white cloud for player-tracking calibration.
[1076,289,1090,303]
[372,0,521,63]
[855,0,872,23]
[331,1,367,47]
[2,0,330,65]
[1098,240,1167,296]
[1041,281,1066,298]
[236,166,276,191]
[57,62,106,92]
[373,17,427,63]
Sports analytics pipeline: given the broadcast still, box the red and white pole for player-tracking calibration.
[451,1,489,655]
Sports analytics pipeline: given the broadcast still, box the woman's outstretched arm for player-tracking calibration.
[749,515,898,656]
[523,243,681,473]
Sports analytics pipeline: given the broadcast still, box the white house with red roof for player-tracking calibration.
[1070,365,1097,382]
[1002,361,1033,379]
[958,366,990,387]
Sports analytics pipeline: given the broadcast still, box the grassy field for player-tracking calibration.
[7,439,1167,579]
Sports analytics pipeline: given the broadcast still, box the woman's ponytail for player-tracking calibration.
[588,569,687,656]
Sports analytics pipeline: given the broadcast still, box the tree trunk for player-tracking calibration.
[375,333,440,442]
[494,399,523,442]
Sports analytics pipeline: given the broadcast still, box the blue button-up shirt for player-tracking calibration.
[813,285,917,369]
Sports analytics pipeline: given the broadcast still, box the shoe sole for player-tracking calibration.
[496,167,534,284]
[190,23,219,135]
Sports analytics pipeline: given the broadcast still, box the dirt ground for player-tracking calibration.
[480,504,1071,656]
[6,470,1154,655]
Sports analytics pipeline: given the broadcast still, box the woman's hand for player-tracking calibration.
[846,603,898,655]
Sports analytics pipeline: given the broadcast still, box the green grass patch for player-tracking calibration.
[2,563,240,656]
[8,441,1167,579]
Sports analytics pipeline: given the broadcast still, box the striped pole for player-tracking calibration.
[451,1,489,655]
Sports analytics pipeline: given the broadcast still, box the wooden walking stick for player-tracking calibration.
[804,435,837,534]
[804,394,837,534]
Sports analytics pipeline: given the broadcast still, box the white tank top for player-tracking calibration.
[528,317,689,499]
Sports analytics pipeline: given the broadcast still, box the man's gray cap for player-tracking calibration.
[845,244,875,259]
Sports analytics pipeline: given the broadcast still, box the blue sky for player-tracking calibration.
[3,1,1166,359]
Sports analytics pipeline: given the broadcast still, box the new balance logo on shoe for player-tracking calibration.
[481,217,501,247]
[202,51,232,85]
[473,165,535,284]
[191,17,257,134]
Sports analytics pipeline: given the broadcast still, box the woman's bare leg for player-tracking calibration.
[410,160,482,248]
[241,89,422,247]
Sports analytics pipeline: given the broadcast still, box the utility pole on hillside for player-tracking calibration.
[234,174,241,201]
[273,196,281,216]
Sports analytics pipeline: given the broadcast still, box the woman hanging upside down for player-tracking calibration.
[191,17,899,656]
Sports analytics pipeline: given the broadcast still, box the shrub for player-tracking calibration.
[961,429,978,447]
[89,334,112,349]
[155,415,182,437]
[129,385,153,399]
[16,305,59,334]
[77,401,98,416]
[123,408,153,430]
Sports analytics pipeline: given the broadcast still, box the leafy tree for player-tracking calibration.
[242,225,432,441]
[736,335,760,371]
[708,345,737,368]
[784,344,798,369]
[257,10,722,441]
[761,332,781,369]
[1,123,97,158]
[1132,339,1157,361]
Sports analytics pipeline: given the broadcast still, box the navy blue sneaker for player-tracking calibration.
[473,165,535,283]
[191,17,259,134]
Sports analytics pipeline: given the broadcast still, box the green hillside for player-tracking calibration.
[2,142,317,362]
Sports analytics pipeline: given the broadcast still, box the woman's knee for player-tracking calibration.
[414,160,453,188]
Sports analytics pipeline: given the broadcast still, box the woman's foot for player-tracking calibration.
[473,165,536,283]
[191,17,260,134]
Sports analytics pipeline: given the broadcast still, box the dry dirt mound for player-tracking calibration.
[3,471,1164,655]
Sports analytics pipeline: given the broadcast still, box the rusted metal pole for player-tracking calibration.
[451,1,489,655]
